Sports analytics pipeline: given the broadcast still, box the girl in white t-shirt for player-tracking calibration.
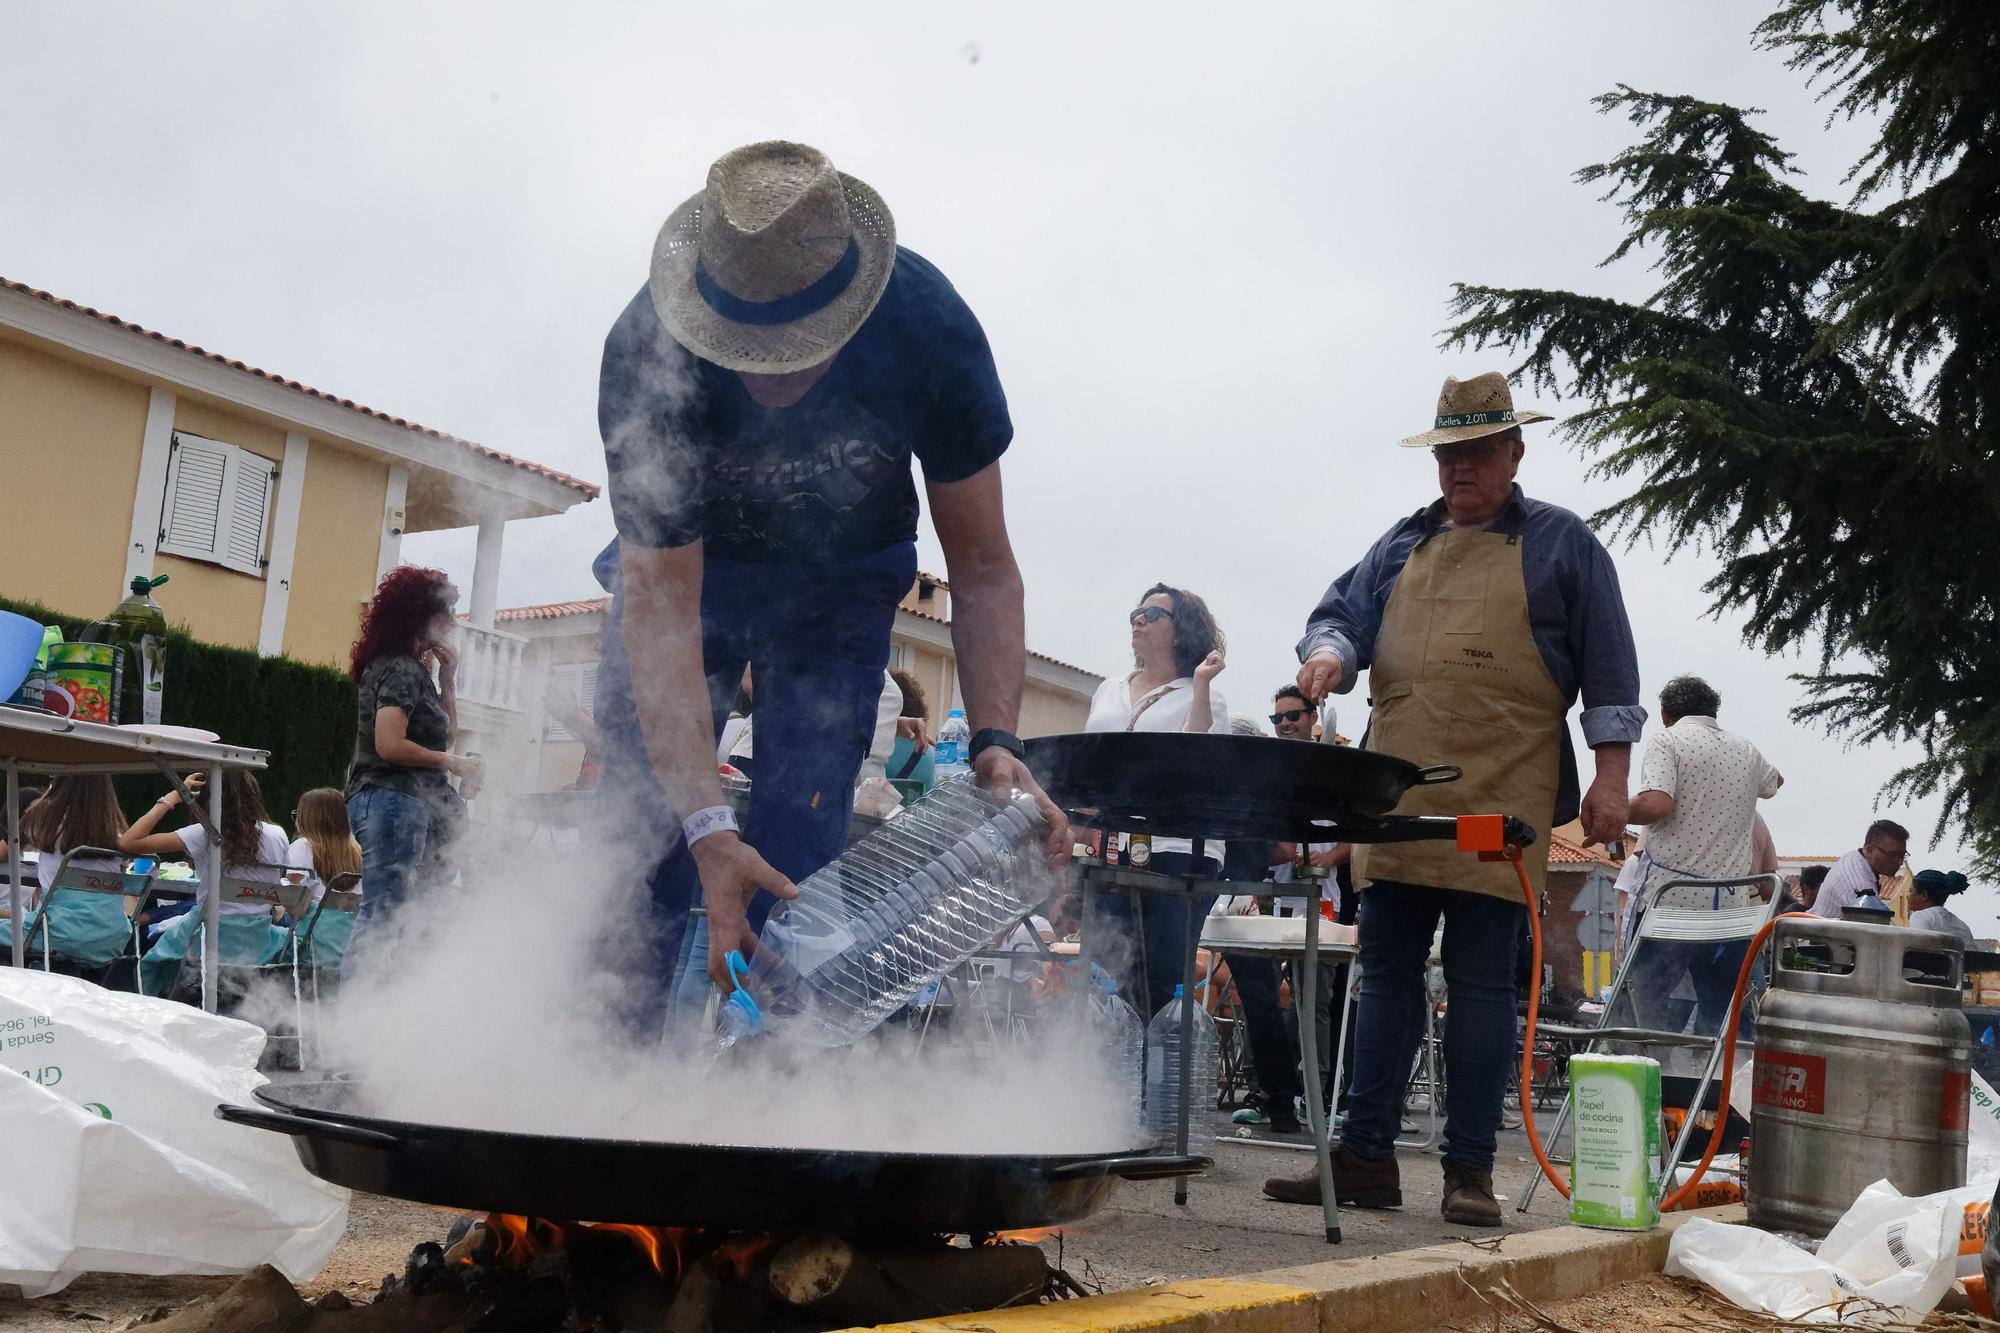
[122,770,291,997]
[1081,583,1229,1017]
[287,787,364,969]
[0,776,133,967]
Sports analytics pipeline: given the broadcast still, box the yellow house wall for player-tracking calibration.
[1020,682,1089,737]
[0,336,149,617]
[890,633,1091,737]
[152,398,287,651]
[284,444,388,667]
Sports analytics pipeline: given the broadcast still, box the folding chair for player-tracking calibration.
[8,847,154,986]
[1517,873,1780,1213]
[272,874,361,1068]
[159,863,302,1004]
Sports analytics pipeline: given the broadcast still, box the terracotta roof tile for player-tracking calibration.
[0,276,599,499]
[899,605,1098,678]
[495,598,611,622]
[1548,833,1616,866]
[488,596,1100,683]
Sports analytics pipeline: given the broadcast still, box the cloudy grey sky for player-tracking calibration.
[5,3,1976,917]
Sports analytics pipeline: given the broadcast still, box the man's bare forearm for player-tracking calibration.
[948,560,1025,736]
[619,539,725,820]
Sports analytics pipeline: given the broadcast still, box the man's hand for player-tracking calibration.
[1297,649,1342,705]
[895,716,931,752]
[1580,742,1632,846]
[1309,844,1352,870]
[1580,771,1630,846]
[690,833,799,987]
[974,746,1072,864]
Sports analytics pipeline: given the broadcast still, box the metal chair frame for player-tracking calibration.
[1517,872,1781,1213]
[11,846,155,985]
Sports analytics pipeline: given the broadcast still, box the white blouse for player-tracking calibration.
[1084,673,1230,864]
[1084,675,1229,738]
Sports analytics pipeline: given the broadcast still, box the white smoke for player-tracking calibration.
[310,827,1139,1157]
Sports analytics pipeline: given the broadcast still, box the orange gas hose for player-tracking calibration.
[1510,845,1801,1211]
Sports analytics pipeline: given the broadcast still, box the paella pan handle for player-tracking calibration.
[1413,764,1462,786]
[1048,1153,1212,1182]
[215,1103,402,1149]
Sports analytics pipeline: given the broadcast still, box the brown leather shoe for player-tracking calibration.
[1441,1160,1502,1227]
[1263,1146,1402,1208]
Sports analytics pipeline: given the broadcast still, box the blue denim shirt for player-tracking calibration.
[1298,484,1646,825]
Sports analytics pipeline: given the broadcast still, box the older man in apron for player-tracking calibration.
[1265,373,1645,1226]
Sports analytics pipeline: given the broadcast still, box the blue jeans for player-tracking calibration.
[1618,938,1757,1043]
[593,539,915,1026]
[346,785,435,957]
[1088,852,1219,1019]
[1342,881,1524,1172]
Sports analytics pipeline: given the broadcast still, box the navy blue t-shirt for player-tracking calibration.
[598,247,1013,562]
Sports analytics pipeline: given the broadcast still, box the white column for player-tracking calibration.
[257,432,311,656]
[376,464,409,586]
[124,388,177,587]
[469,516,504,630]
[201,761,223,1014]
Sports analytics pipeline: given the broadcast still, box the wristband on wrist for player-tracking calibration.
[682,805,739,848]
[969,728,1025,762]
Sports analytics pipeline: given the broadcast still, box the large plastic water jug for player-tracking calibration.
[730,780,1051,1047]
[1144,985,1221,1144]
[1086,971,1145,1132]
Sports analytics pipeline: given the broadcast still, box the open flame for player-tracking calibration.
[469,1214,766,1283]
[988,1226,1064,1244]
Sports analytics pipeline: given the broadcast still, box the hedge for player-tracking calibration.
[0,593,355,834]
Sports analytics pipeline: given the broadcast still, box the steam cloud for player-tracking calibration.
[309,830,1139,1157]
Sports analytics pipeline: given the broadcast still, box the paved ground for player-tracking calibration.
[1041,1105,1575,1294]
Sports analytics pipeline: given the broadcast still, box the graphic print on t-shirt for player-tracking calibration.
[702,405,910,556]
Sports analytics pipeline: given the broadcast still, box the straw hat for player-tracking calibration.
[1397,372,1554,448]
[648,141,897,374]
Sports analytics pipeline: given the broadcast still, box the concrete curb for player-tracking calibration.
[850,1205,1745,1333]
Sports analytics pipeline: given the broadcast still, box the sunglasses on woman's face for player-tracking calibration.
[1269,708,1311,725]
[1130,606,1176,626]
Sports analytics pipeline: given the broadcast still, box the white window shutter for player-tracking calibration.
[543,662,600,740]
[156,432,272,577]
[159,435,230,560]
[222,454,274,576]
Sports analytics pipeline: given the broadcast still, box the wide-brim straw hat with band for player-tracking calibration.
[649,141,897,374]
[1397,371,1555,448]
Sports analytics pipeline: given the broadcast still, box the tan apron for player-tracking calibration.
[1353,527,1567,902]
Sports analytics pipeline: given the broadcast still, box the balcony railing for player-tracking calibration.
[450,622,527,714]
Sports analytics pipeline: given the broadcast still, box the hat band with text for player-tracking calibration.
[1433,409,1517,429]
[694,237,861,327]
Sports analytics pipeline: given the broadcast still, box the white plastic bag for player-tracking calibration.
[0,969,348,1296]
[1666,1179,1968,1325]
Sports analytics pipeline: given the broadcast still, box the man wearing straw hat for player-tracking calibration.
[589,141,1064,1012]
[1266,372,1644,1226]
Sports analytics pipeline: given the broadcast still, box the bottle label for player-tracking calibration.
[934,741,961,768]
[1129,837,1152,868]
[139,633,163,726]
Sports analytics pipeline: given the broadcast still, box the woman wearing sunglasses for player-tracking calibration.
[1080,583,1228,1015]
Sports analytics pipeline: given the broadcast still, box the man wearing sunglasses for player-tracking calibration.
[1810,819,1910,919]
[1266,372,1644,1227]
[1227,686,1349,1136]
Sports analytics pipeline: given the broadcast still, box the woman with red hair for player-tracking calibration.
[344,566,481,936]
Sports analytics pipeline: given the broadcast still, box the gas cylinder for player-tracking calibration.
[1747,911,1971,1236]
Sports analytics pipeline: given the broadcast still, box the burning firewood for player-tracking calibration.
[767,1235,1050,1324]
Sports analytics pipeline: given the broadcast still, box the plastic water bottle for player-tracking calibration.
[727,780,1051,1047]
[1086,973,1145,1132]
[934,708,972,782]
[1144,985,1222,1144]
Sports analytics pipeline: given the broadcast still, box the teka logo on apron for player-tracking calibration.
[1753,1051,1827,1115]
